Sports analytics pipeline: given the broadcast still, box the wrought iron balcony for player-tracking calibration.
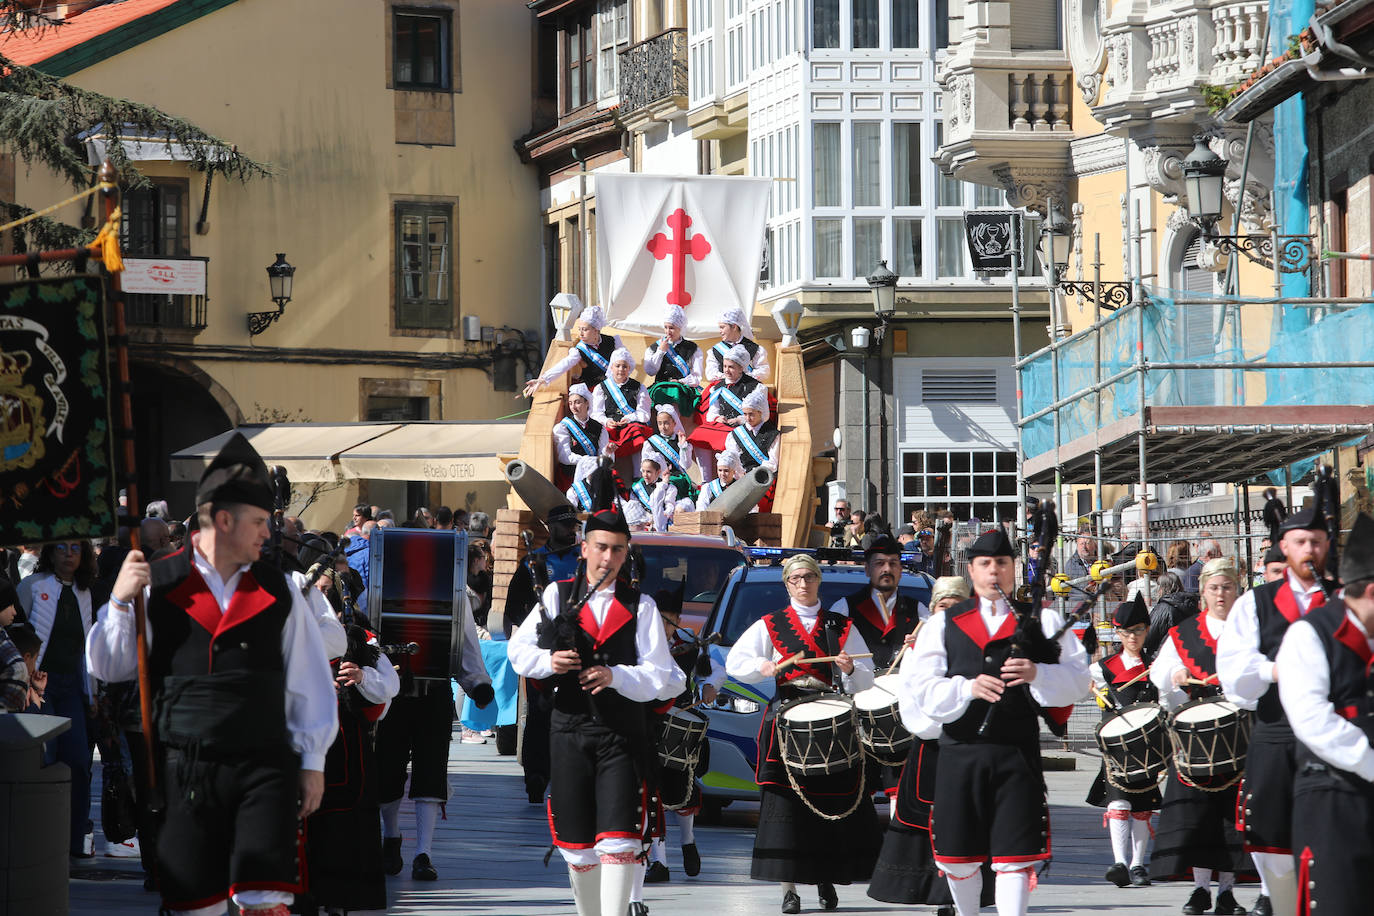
[618,28,687,122]
[119,257,210,333]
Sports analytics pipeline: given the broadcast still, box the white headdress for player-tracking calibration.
[610,347,635,372]
[742,386,770,422]
[664,304,686,329]
[579,305,606,330]
[724,344,752,369]
[654,403,685,437]
[567,383,592,404]
[719,305,749,331]
[716,450,743,472]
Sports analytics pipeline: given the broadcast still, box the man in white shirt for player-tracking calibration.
[906,527,1090,916]
[1216,505,1332,916]
[85,433,338,916]
[1276,512,1374,916]
[507,508,681,916]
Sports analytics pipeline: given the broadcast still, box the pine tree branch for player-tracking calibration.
[0,199,91,260]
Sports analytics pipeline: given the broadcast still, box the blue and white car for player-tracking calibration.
[697,551,934,817]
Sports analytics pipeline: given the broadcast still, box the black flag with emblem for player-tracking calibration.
[0,276,116,546]
[964,210,1021,272]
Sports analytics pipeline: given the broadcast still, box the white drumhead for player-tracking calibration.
[664,707,702,724]
[1099,705,1163,738]
[781,698,852,722]
[852,675,903,711]
[1174,699,1238,724]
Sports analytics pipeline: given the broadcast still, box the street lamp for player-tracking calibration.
[1180,135,1315,275]
[866,260,898,320]
[1037,200,1072,282]
[770,297,803,346]
[548,292,584,341]
[1181,136,1227,228]
[249,252,295,336]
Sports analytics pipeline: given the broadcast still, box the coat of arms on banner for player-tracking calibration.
[964,210,1022,272]
[0,276,116,546]
[594,174,772,339]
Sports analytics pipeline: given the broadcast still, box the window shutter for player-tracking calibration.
[1011,0,1062,50]
[922,368,998,403]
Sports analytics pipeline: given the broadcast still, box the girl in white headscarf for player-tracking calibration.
[705,305,769,383]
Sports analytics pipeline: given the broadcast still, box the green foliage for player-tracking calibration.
[1286,34,1303,58]
[1200,83,1237,114]
[0,9,270,255]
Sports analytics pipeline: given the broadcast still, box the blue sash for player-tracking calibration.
[571,481,593,510]
[714,384,746,416]
[577,341,610,372]
[632,480,654,510]
[647,434,687,474]
[561,417,596,456]
[603,380,635,418]
[660,340,691,378]
[711,341,732,367]
[704,479,724,502]
[730,425,769,467]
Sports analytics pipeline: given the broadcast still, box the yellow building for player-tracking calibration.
[1,0,543,528]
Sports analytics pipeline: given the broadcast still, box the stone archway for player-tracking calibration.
[130,359,240,520]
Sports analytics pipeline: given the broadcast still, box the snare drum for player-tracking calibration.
[852,675,913,762]
[776,696,861,776]
[658,706,709,771]
[1095,703,1169,790]
[1168,697,1252,787]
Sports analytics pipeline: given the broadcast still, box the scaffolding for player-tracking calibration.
[1010,208,1374,578]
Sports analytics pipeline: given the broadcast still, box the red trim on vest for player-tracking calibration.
[854,594,895,637]
[1044,705,1074,727]
[217,571,278,636]
[1337,704,1359,721]
[165,565,222,636]
[763,607,839,683]
[1332,614,1373,666]
[1298,845,1314,916]
[361,702,387,723]
[1170,617,1220,684]
[950,606,1016,651]
[1102,652,1147,685]
[1274,579,1324,623]
[577,595,635,648]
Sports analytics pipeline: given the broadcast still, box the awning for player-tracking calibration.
[170,422,526,484]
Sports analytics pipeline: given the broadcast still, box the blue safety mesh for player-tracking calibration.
[1271,0,1314,314]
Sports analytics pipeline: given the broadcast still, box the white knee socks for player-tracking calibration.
[380,799,401,839]
[630,859,646,904]
[946,871,983,916]
[649,836,667,865]
[414,800,440,856]
[676,811,695,846]
[1129,815,1151,868]
[1251,851,1296,916]
[1217,871,1235,893]
[569,865,600,916]
[994,868,1031,916]
[1108,812,1131,864]
[1193,867,1212,889]
[600,854,638,916]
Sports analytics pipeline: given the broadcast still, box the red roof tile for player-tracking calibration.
[0,0,182,67]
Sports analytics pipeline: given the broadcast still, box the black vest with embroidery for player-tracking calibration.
[1097,651,1160,714]
[652,338,699,383]
[1168,614,1225,702]
[1251,578,1318,724]
[712,337,760,371]
[715,375,760,421]
[731,422,779,471]
[145,546,293,754]
[942,597,1039,745]
[601,378,645,422]
[1298,601,1374,770]
[565,417,604,457]
[536,577,646,738]
[844,585,922,670]
[576,336,618,388]
[762,606,851,700]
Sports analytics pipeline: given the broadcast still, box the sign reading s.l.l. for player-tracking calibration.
[964,211,1022,273]
[121,258,207,296]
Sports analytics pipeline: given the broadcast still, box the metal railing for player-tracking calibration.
[618,28,687,115]
[125,293,207,330]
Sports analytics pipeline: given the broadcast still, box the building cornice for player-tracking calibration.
[1070,132,1126,177]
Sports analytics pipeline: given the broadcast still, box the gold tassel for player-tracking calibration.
[89,205,124,274]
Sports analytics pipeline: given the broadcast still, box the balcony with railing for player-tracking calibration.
[617,28,688,132]
[119,256,209,342]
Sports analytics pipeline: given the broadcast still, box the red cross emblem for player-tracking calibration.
[645,208,711,307]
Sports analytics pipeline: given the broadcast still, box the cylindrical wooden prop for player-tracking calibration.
[505,459,574,521]
[709,467,775,525]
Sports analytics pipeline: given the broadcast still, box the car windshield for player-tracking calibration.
[715,569,930,645]
[635,544,746,606]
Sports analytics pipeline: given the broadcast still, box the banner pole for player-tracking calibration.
[98,160,160,806]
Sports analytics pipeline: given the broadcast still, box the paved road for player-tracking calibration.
[71,739,1263,915]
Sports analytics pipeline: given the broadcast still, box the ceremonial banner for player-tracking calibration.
[595,173,772,339]
[964,210,1022,272]
[0,277,116,546]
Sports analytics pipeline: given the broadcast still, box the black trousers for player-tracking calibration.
[547,710,645,849]
[930,740,1049,866]
[156,748,301,910]
[377,688,454,803]
[1293,762,1374,916]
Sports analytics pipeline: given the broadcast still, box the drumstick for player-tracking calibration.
[1119,667,1151,689]
[884,619,927,674]
[799,652,874,664]
[772,651,808,674]
[1183,676,1220,687]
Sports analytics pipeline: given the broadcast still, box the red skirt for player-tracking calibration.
[608,421,652,454]
[687,421,733,452]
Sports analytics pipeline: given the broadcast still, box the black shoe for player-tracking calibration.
[645,861,670,883]
[1106,862,1131,887]
[818,882,838,911]
[936,908,956,916]
[1183,888,1212,915]
[411,853,437,881]
[382,837,403,876]
[682,842,701,877]
[781,890,801,914]
[1251,895,1272,916]
[628,903,649,916]
[1130,865,1151,886]
[1213,890,1247,915]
